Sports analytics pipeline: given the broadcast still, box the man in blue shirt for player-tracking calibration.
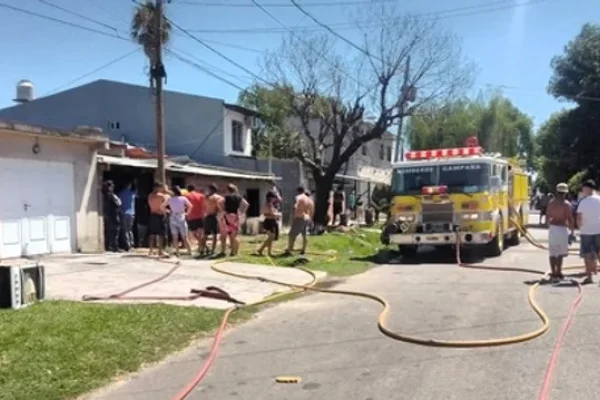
[119,182,137,250]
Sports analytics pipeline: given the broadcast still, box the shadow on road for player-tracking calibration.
[352,246,485,266]
[527,223,548,230]
[523,273,585,287]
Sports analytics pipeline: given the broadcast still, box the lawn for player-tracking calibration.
[0,301,254,400]
[235,228,383,276]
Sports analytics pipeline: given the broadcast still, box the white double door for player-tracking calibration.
[0,158,75,259]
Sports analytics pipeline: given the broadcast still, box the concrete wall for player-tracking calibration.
[0,132,102,253]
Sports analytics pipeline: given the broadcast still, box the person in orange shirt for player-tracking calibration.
[185,184,207,255]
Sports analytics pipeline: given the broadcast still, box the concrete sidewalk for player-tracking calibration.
[39,254,325,309]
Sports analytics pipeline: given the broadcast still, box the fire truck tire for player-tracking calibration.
[507,231,520,246]
[508,209,524,245]
[506,229,520,246]
[398,245,418,257]
[486,221,504,257]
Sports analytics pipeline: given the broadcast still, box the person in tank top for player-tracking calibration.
[219,183,249,256]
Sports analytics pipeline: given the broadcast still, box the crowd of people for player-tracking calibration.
[545,179,600,285]
[102,179,316,259]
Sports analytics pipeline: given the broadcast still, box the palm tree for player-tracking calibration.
[131,0,172,183]
[130,0,171,79]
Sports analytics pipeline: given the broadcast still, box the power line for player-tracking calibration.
[289,0,548,62]
[82,0,130,24]
[172,47,253,83]
[164,15,276,88]
[173,33,263,53]
[37,0,121,36]
[183,7,313,158]
[176,0,398,7]
[0,2,127,41]
[42,49,141,96]
[183,0,549,35]
[290,0,385,64]
[251,0,367,91]
[167,49,247,91]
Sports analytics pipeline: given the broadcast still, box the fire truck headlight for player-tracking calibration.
[461,213,479,221]
[398,214,416,222]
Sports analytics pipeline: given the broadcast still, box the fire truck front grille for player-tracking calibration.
[421,202,454,224]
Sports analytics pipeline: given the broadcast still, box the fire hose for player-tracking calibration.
[82,222,585,400]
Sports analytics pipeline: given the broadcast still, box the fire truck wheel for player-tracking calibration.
[506,229,520,246]
[398,245,418,258]
[486,221,504,257]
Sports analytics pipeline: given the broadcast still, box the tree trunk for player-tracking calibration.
[312,175,334,226]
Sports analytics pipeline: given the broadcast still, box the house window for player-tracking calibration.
[386,146,392,162]
[361,145,367,156]
[379,144,384,160]
[232,120,244,152]
[108,121,120,130]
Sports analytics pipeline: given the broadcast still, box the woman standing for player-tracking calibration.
[257,192,280,257]
[167,186,193,257]
[220,184,249,256]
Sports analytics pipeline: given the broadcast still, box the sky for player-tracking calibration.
[0,0,596,130]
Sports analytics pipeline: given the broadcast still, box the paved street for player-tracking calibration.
[84,216,600,400]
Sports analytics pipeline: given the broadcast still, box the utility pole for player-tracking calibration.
[267,131,273,177]
[153,0,166,184]
[394,56,412,163]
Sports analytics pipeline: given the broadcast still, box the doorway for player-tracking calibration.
[171,176,186,189]
[245,188,260,217]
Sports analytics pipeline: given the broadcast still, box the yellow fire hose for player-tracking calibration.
[173,223,588,398]
[210,221,585,348]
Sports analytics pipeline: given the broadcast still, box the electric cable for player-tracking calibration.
[289,0,549,64]
[168,49,247,91]
[164,16,277,89]
[37,0,121,36]
[42,49,140,97]
[0,2,127,41]
[250,0,369,92]
[176,0,401,8]
[182,0,550,35]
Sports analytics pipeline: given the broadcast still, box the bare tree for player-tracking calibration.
[244,4,475,224]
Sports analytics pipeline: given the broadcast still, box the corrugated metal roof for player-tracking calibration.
[97,155,280,181]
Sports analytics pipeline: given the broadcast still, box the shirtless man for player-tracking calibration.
[285,186,312,255]
[546,183,574,282]
[204,183,224,255]
[148,182,170,257]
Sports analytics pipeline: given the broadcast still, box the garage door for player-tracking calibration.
[0,158,75,259]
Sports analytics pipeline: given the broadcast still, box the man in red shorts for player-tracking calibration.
[185,185,207,255]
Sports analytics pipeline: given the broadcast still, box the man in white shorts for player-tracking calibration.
[546,183,574,282]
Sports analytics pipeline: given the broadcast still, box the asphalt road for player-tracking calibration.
[87,215,600,400]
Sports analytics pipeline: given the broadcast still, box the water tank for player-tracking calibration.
[14,80,34,103]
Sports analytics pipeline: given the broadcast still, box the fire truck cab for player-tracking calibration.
[381,140,530,257]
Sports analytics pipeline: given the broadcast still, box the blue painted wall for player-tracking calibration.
[0,80,225,164]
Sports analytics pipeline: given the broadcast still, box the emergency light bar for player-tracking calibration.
[405,146,484,160]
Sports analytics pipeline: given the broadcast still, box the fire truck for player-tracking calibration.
[381,138,530,257]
